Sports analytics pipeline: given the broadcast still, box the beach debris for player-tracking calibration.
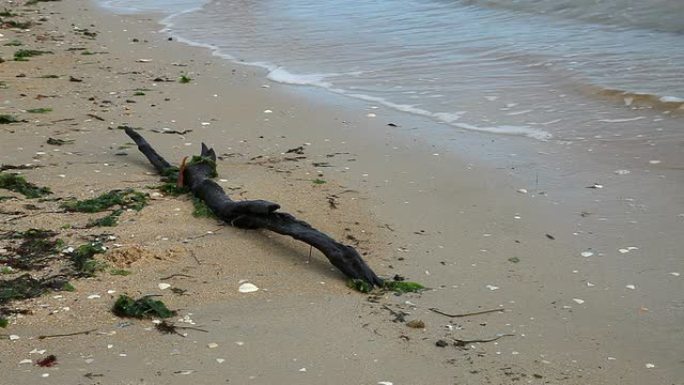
[435,339,449,347]
[216,358,225,363]
[572,298,585,304]
[516,188,528,194]
[9,334,20,340]
[485,284,499,291]
[381,305,408,323]
[452,333,514,348]
[580,251,594,258]
[378,382,394,385]
[406,319,425,329]
[151,127,193,135]
[0,114,22,124]
[238,282,259,293]
[670,272,680,277]
[625,284,636,290]
[586,183,603,189]
[618,246,638,254]
[112,295,176,319]
[124,127,382,287]
[0,172,52,198]
[429,307,504,318]
[13,49,52,61]
[645,363,655,369]
[614,169,631,175]
[508,256,520,263]
[348,278,425,294]
[158,283,171,290]
[179,73,192,84]
[61,189,147,228]
[207,342,218,349]
[26,108,52,114]
[46,137,74,146]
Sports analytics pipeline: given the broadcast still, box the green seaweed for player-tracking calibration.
[86,210,122,227]
[61,189,147,213]
[4,39,22,46]
[14,49,51,60]
[0,172,52,198]
[0,274,69,305]
[0,115,20,124]
[347,278,426,294]
[192,196,215,218]
[157,182,188,196]
[47,137,74,146]
[112,294,175,319]
[0,9,18,17]
[0,317,8,328]
[110,269,131,276]
[70,242,106,276]
[312,178,327,185]
[383,280,425,294]
[2,20,32,29]
[188,156,217,178]
[26,0,62,5]
[347,279,373,293]
[3,229,60,270]
[133,91,146,96]
[178,74,192,84]
[26,108,52,114]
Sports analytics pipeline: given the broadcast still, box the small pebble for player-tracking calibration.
[572,298,585,304]
[581,251,594,258]
[625,284,636,290]
[645,363,655,369]
[216,358,225,364]
[207,343,218,349]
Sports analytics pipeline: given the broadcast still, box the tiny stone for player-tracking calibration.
[435,339,449,347]
[207,343,218,349]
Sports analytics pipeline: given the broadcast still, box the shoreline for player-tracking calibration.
[1,1,682,384]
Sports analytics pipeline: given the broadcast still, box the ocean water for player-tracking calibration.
[98,0,684,142]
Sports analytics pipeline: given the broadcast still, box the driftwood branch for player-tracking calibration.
[124,127,382,287]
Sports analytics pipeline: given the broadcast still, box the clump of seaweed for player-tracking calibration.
[0,115,20,124]
[1,229,61,270]
[26,108,52,114]
[188,155,218,178]
[112,295,175,319]
[68,242,106,276]
[61,189,147,212]
[61,189,147,227]
[0,172,52,198]
[347,278,426,294]
[191,196,214,218]
[14,49,51,61]
[0,274,71,305]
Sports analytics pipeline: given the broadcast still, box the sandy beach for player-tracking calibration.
[1,1,682,384]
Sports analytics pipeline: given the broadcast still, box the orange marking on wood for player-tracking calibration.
[177,156,189,188]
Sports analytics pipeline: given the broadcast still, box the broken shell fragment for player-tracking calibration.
[238,283,259,293]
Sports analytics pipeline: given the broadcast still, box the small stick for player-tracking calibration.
[429,307,504,318]
[159,273,195,280]
[38,328,98,340]
[189,250,201,265]
[453,334,514,347]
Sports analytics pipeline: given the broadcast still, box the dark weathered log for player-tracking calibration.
[125,127,383,287]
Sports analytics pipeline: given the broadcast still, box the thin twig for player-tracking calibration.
[38,328,98,340]
[429,307,504,318]
[159,273,195,280]
[453,334,514,347]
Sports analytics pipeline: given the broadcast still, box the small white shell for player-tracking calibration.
[239,283,259,293]
[158,283,171,290]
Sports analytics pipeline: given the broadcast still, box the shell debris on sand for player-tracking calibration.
[239,282,259,293]
[158,283,171,290]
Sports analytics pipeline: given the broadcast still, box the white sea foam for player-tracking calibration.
[267,68,333,88]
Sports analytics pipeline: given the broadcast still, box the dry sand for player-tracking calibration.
[1,1,682,384]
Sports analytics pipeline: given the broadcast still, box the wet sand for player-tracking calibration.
[0,1,682,384]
